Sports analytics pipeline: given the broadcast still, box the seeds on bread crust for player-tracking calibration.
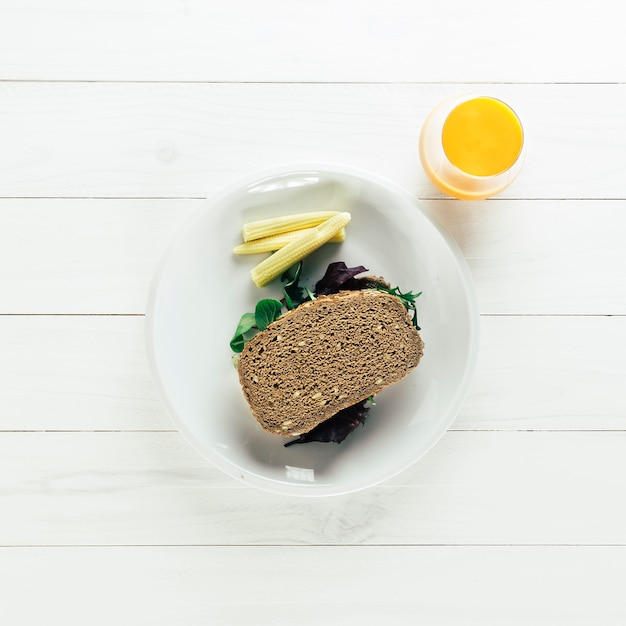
[237,289,424,437]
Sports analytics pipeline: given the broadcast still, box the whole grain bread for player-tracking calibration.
[237,289,424,436]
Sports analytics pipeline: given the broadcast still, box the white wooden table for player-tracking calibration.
[1,2,625,624]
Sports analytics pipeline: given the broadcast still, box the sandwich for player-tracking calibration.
[232,262,424,446]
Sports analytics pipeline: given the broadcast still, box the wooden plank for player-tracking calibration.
[426,198,626,315]
[0,0,624,83]
[1,545,625,625]
[1,431,625,546]
[0,199,197,314]
[1,82,626,199]
[1,198,625,314]
[0,315,171,431]
[458,315,626,430]
[1,314,624,432]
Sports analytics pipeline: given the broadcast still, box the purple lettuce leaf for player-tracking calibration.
[284,400,370,447]
[314,262,368,296]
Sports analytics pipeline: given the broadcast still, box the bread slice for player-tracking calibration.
[237,289,424,436]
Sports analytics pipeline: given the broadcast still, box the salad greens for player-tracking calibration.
[376,285,422,330]
[284,399,370,446]
[229,263,309,353]
[281,261,314,310]
[229,299,282,353]
[314,261,369,295]
[229,260,423,446]
[230,260,422,351]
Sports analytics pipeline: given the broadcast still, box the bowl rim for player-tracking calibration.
[145,161,480,497]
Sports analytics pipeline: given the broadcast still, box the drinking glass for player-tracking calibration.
[419,95,525,200]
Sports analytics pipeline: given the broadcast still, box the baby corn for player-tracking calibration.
[250,212,351,287]
[242,211,340,243]
[233,227,346,255]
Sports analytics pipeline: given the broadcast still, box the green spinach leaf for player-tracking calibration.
[255,299,283,331]
[281,262,307,309]
[229,300,283,353]
[229,312,258,353]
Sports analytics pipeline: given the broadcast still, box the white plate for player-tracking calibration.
[146,163,479,496]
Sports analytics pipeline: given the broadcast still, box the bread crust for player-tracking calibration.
[237,289,424,436]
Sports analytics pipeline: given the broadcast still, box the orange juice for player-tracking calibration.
[442,97,523,176]
[419,95,524,200]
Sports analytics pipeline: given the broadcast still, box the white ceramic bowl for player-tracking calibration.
[146,163,479,496]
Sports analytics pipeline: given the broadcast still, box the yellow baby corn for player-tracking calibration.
[242,211,340,242]
[233,227,346,255]
[250,212,351,287]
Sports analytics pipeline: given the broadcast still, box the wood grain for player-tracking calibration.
[2,545,625,625]
[1,430,625,546]
[2,3,625,622]
[0,315,170,431]
[1,314,624,432]
[0,0,624,83]
[1,198,624,314]
[0,199,196,313]
[460,315,626,430]
[1,83,626,199]
[426,198,626,315]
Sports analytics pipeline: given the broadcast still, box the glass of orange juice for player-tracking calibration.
[419,95,524,200]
